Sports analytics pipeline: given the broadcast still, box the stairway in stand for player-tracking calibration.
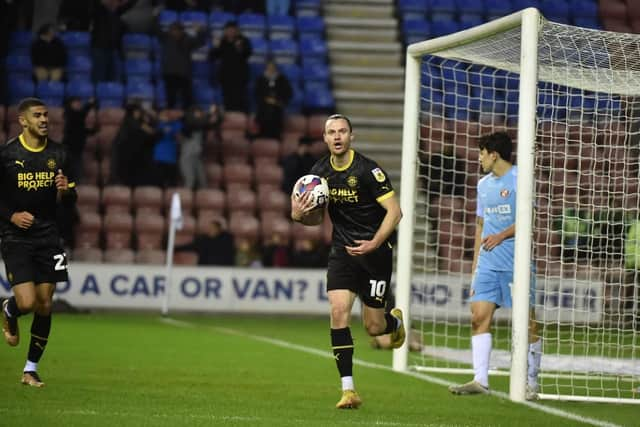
[323,0,405,184]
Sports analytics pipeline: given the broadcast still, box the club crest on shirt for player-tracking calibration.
[347,175,358,188]
[47,159,57,170]
[371,167,386,183]
[500,189,510,198]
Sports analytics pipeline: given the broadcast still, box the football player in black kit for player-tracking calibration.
[1,97,77,387]
[291,114,404,409]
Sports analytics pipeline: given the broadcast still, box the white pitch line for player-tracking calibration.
[159,318,625,427]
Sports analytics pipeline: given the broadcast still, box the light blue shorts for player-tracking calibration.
[470,269,535,308]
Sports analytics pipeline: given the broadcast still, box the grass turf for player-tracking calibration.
[0,313,636,427]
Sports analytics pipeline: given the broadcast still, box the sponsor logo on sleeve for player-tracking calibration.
[371,167,386,183]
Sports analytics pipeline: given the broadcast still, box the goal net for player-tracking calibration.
[394,8,639,404]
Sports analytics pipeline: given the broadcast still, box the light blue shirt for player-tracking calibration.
[476,165,517,272]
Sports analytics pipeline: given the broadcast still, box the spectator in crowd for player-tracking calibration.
[254,59,292,139]
[180,104,221,190]
[110,102,158,186]
[90,0,138,82]
[159,21,207,109]
[176,217,235,265]
[235,238,262,267]
[153,109,182,188]
[209,20,252,112]
[266,0,289,15]
[262,232,290,267]
[290,237,327,268]
[281,136,318,193]
[421,144,466,204]
[31,23,67,82]
[62,96,98,184]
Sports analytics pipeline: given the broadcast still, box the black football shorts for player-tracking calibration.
[1,239,69,286]
[326,244,393,309]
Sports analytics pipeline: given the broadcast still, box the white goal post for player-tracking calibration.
[394,7,640,404]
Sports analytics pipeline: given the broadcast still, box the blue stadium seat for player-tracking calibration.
[398,0,428,20]
[278,63,301,86]
[296,16,325,39]
[193,85,221,108]
[286,83,303,113]
[5,54,32,72]
[65,79,94,101]
[66,55,92,81]
[238,13,266,39]
[431,20,461,37]
[36,81,65,106]
[249,62,266,82]
[460,17,484,30]
[158,9,179,30]
[192,60,211,80]
[456,0,485,21]
[570,0,598,18]
[209,11,235,36]
[573,17,600,29]
[511,0,540,11]
[303,80,330,94]
[269,39,299,64]
[60,31,91,56]
[485,0,513,19]
[302,63,329,84]
[125,59,153,81]
[294,0,322,17]
[430,0,457,21]
[155,83,166,109]
[299,37,327,61]
[96,82,124,107]
[303,86,334,111]
[540,0,569,23]
[402,19,430,44]
[126,81,154,103]
[8,31,33,54]
[9,79,35,104]
[122,33,153,59]
[268,15,295,39]
[249,37,270,63]
[180,11,208,32]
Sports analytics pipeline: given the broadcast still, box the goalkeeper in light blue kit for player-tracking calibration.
[448,132,541,400]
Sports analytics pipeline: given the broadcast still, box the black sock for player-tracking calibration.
[27,313,51,364]
[382,312,398,334]
[6,296,23,318]
[331,327,353,377]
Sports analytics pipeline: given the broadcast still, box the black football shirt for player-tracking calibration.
[310,149,395,248]
[0,135,76,243]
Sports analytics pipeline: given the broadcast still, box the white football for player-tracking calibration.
[293,174,329,209]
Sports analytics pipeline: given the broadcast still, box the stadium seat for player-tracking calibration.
[102,185,132,214]
[126,81,154,104]
[223,163,253,189]
[94,124,120,158]
[96,82,124,108]
[249,37,269,64]
[402,19,430,44]
[296,16,325,39]
[456,0,484,21]
[226,189,257,215]
[8,31,33,53]
[74,211,102,250]
[299,37,327,62]
[431,20,461,38]
[72,247,103,263]
[66,54,92,81]
[238,12,266,38]
[179,10,208,33]
[135,213,165,250]
[291,221,323,242]
[9,79,35,104]
[76,185,101,213]
[97,107,125,127]
[65,79,94,101]
[278,63,301,87]
[194,188,226,217]
[104,248,135,263]
[269,39,299,64]
[430,0,457,21]
[398,0,429,20]
[158,9,179,30]
[255,163,284,189]
[257,189,288,217]
[35,81,64,107]
[173,250,199,265]
[209,11,236,35]
[132,186,164,215]
[204,162,224,188]
[220,137,251,164]
[228,213,260,241]
[260,214,291,244]
[122,33,153,59]
[60,31,90,56]
[221,111,249,130]
[103,212,134,250]
[125,59,153,82]
[135,249,166,265]
[268,14,295,39]
[5,54,32,72]
[294,0,322,17]
[540,0,570,23]
[303,86,334,112]
[251,138,280,161]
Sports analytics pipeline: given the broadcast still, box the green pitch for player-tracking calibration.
[0,313,636,427]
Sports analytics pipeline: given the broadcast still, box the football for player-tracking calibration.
[293,174,329,209]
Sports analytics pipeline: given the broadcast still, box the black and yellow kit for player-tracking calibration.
[0,135,76,285]
[310,149,395,308]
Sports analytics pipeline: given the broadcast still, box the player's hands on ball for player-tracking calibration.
[55,169,68,191]
[345,239,377,257]
[291,191,316,221]
[11,211,34,229]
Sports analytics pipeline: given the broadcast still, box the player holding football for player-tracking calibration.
[290,114,404,409]
[448,132,541,400]
[1,97,77,387]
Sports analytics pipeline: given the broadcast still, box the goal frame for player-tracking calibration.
[393,7,542,403]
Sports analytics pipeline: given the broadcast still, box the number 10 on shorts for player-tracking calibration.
[369,280,386,298]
